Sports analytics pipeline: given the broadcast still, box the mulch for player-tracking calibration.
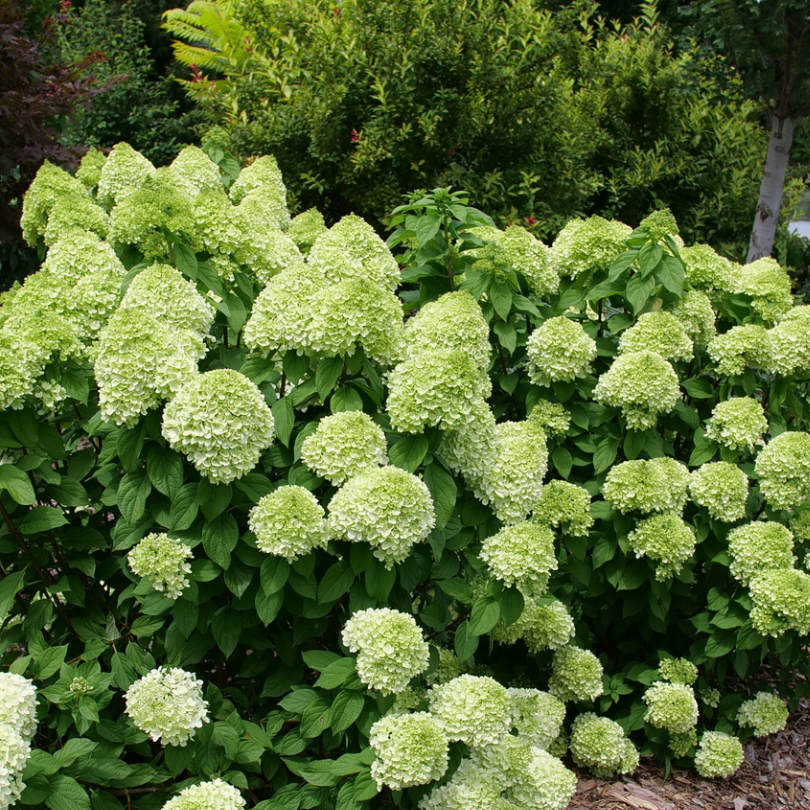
[566,699,810,810]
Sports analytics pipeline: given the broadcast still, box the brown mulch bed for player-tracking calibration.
[566,699,810,810]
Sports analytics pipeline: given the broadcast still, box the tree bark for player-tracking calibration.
[746,114,796,263]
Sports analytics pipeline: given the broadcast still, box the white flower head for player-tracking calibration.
[0,674,38,742]
[127,533,193,599]
[163,778,246,810]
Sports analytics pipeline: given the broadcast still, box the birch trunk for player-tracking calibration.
[746,114,796,263]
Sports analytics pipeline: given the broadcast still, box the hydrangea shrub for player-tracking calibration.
[0,149,808,809]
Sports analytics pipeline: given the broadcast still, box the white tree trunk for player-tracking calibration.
[747,114,796,263]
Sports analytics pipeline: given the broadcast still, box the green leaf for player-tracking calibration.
[255,588,284,626]
[623,431,645,460]
[330,387,364,413]
[493,321,516,354]
[353,770,379,802]
[212,722,241,758]
[318,560,354,603]
[302,651,341,671]
[330,691,365,733]
[202,514,239,570]
[689,439,717,467]
[625,273,656,315]
[365,560,396,603]
[146,446,184,500]
[32,645,67,680]
[552,446,572,479]
[704,628,737,658]
[45,775,91,810]
[316,357,344,399]
[388,434,429,473]
[454,621,479,661]
[19,506,68,535]
[499,587,524,627]
[437,578,474,602]
[638,242,662,277]
[0,465,36,505]
[458,269,491,299]
[423,464,457,531]
[469,597,500,636]
[226,292,247,334]
[199,480,233,521]
[169,484,199,531]
[283,350,310,383]
[416,215,442,247]
[212,609,242,659]
[117,471,151,525]
[173,242,198,280]
[272,397,295,447]
[261,557,290,596]
[0,571,25,619]
[682,378,714,399]
[314,658,356,690]
[489,282,513,320]
[593,437,620,475]
[657,254,685,297]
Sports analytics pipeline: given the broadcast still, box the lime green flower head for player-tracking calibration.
[619,311,693,363]
[734,257,793,322]
[0,723,30,807]
[749,568,810,637]
[548,646,604,703]
[193,187,247,256]
[640,208,681,241]
[97,142,156,209]
[551,215,631,278]
[481,523,557,597]
[670,289,717,347]
[642,682,699,734]
[20,160,89,245]
[628,512,697,580]
[235,217,302,286]
[533,480,593,536]
[694,731,743,778]
[229,155,290,229]
[287,208,327,254]
[728,521,795,587]
[0,673,39,742]
[494,598,576,653]
[737,692,788,737]
[42,195,108,246]
[163,779,245,810]
[76,147,107,190]
[604,458,690,514]
[127,533,193,599]
[508,688,566,750]
[680,243,736,293]
[526,317,597,386]
[755,431,810,510]
[429,674,511,747]
[508,747,578,810]
[658,657,698,686]
[570,712,639,778]
[708,324,771,376]
[528,401,571,438]
[689,462,748,522]
[248,486,328,561]
[767,317,810,377]
[705,397,768,453]
[165,145,222,198]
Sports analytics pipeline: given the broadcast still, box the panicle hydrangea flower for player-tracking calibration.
[165,145,222,197]
[301,411,387,485]
[669,729,698,758]
[369,712,449,790]
[419,759,503,810]
[76,147,107,189]
[790,509,810,543]
[627,512,697,580]
[124,667,209,746]
[755,431,810,510]
[550,216,632,278]
[569,712,639,778]
[67,263,124,341]
[287,208,327,254]
[593,351,680,431]
[700,689,721,709]
[670,289,717,346]
[306,281,405,366]
[404,292,490,369]
[640,208,681,241]
[0,722,30,809]
[708,325,771,376]
[643,682,699,734]
[43,195,108,246]
[0,674,38,742]
[526,317,597,385]
[470,735,533,790]
[603,458,690,514]
[548,646,604,703]
[749,568,810,636]
[118,264,214,344]
[689,462,748,522]
[619,311,693,362]
[737,692,788,737]
[127,533,193,599]
[478,421,549,525]
[494,599,576,653]
[532,480,593,536]
[387,350,491,433]
[20,161,88,245]
[508,747,578,810]
[734,257,793,322]
[0,333,41,410]
[229,156,290,229]
[235,217,302,286]
[162,370,275,484]
[658,658,698,686]
[308,214,400,291]
[426,648,464,687]
[95,309,200,426]
[705,397,768,453]
[766,317,810,377]
[97,142,156,209]
[694,731,744,778]
[342,608,429,694]
[248,486,327,561]
[508,688,566,750]
[163,778,245,810]
[192,188,247,256]
[680,244,736,293]
[528,401,571,437]
[481,523,557,596]
[327,467,435,567]
[439,401,497,493]
[428,674,511,747]
[242,263,324,356]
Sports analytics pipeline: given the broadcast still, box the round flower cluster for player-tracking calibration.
[790,509,810,543]
[428,675,512,747]
[737,692,788,737]
[642,682,699,734]
[404,292,491,369]
[749,568,810,636]
[528,401,571,437]
[192,188,247,257]
[705,397,768,453]
[508,688,566,750]
[327,467,435,567]
[508,747,578,810]
[369,712,449,790]
[689,462,748,522]
[550,216,632,278]
[532,480,593,536]
[163,778,246,810]
[482,420,549,525]
[628,513,697,580]
[548,646,604,703]
[229,156,290,230]
[165,145,222,198]
[287,208,327,254]
[0,674,38,742]
[76,147,106,189]
[728,522,795,587]
[236,217,303,285]
[426,648,464,687]
[0,332,41,410]
[670,290,717,346]
[20,160,89,245]
[755,431,810,510]
[708,324,770,376]
[418,759,502,810]
[593,351,680,430]
[342,608,430,694]
[127,533,193,599]
[494,599,576,653]
[248,486,328,561]
[669,729,698,758]
[680,244,736,293]
[439,402,497,494]
[162,370,276,485]
[694,731,744,778]
[387,350,491,433]
[308,214,400,291]
[498,224,559,297]
[301,411,388,485]
[0,722,31,809]
[481,523,557,596]
[767,315,810,377]
[640,208,681,240]
[603,458,690,514]
[43,193,109,246]
[734,257,793,322]
[658,658,698,686]
[569,713,639,778]
[526,317,597,386]
[124,667,209,746]
[97,142,156,209]
[619,311,694,363]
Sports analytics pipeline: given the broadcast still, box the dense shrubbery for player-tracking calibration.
[1,143,809,810]
[164,0,767,257]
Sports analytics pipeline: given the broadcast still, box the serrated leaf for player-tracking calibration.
[318,560,354,603]
[0,571,25,619]
[146,446,184,500]
[0,465,36,504]
[423,464,456,531]
[625,273,656,315]
[331,691,365,734]
[255,588,284,626]
[593,437,620,474]
[493,321,516,354]
[19,506,68,534]
[272,397,295,447]
[316,357,344,399]
[499,587,524,627]
[45,775,91,810]
[314,658,356,690]
[388,434,429,473]
[173,242,198,280]
[202,514,238,570]
[261,557,290,596]
[117,471,151,524]
[169,484,199,531]
[489,282,513,320]
[212,609,242,659]
[468,597,500,636]
[454,621,478,661]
